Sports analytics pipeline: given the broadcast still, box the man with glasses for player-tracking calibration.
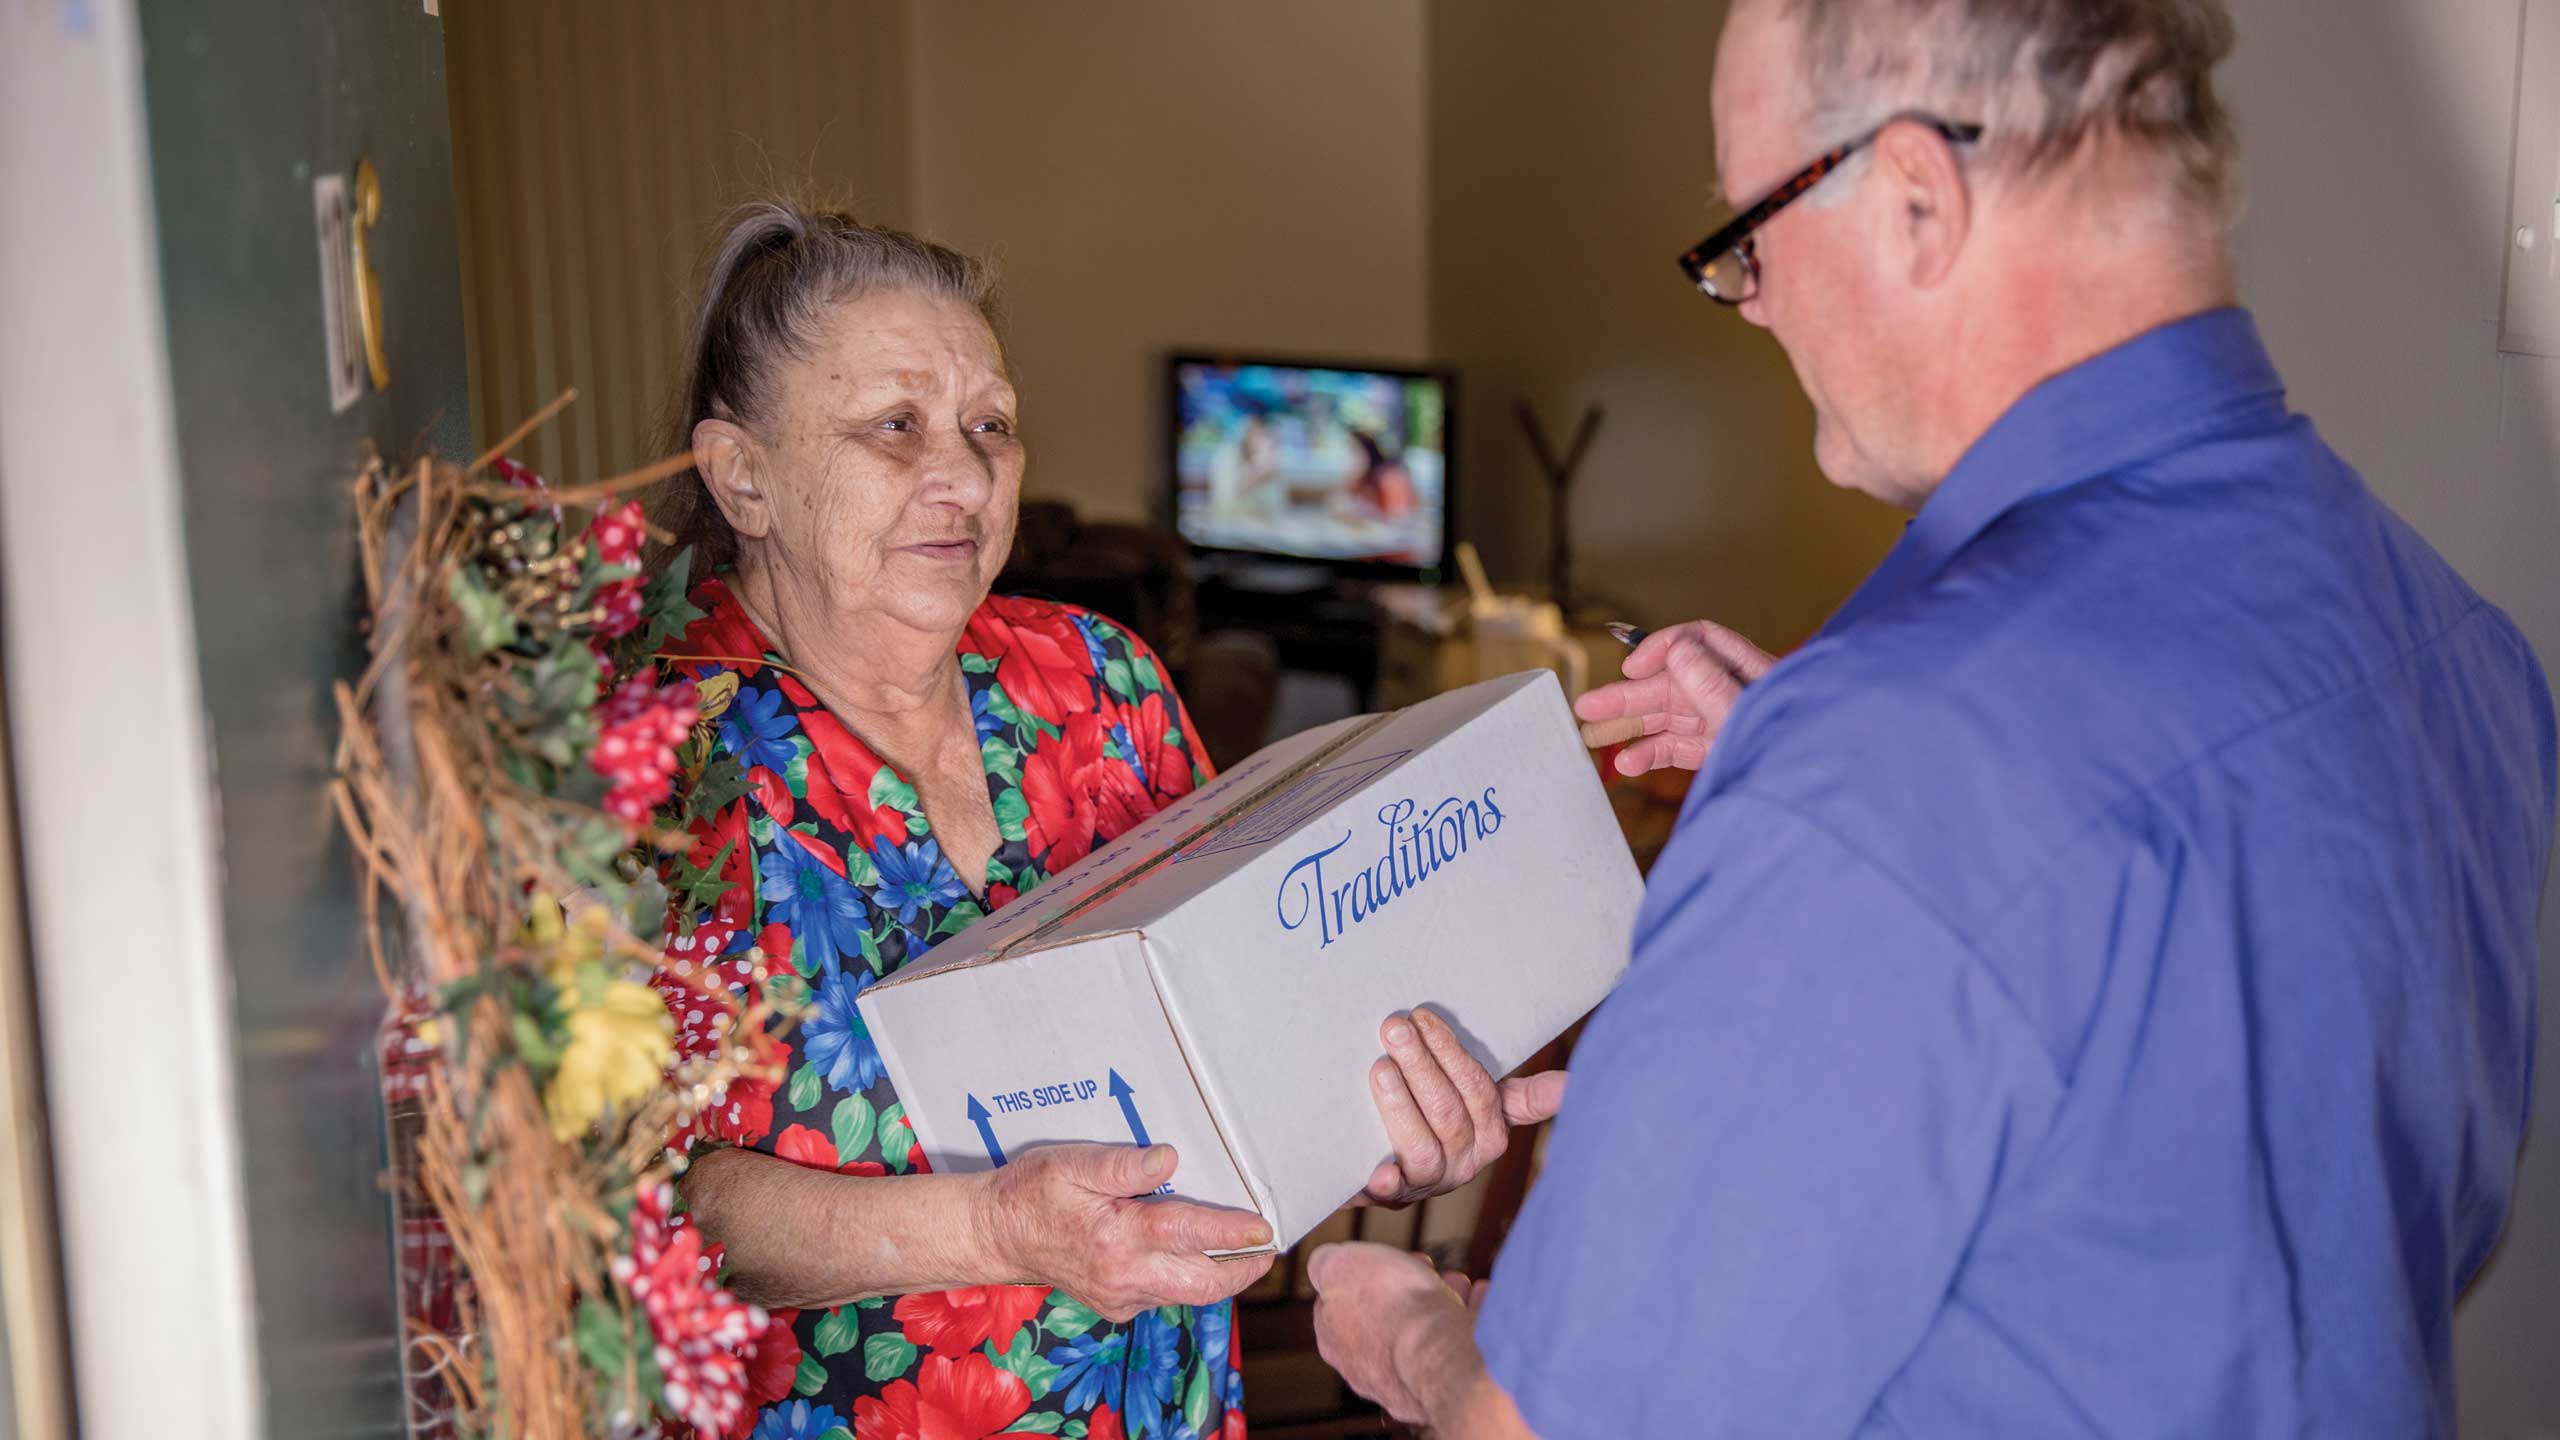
[1307,0,2555,1435]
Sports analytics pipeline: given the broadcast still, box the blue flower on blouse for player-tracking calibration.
[1045,1328,1130,1414]
[868,837,969,928]
[970,683,1008,742]
[1125,1307,1188,1437]
[721,685,802,774]
[757,836,869,975]
[801,965,885,1095]
[1193,1300,1237,1405]
[1109,720,1148,789]
[1071,612,1116,674]
[749,1399,848,1440]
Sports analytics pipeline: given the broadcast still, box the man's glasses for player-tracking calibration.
[1679,114,1984,305]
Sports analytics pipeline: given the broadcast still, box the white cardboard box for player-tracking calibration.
[856,669,1642,1252]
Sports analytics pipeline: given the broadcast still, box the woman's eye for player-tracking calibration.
[973,418,1014,436]
[879,415,915,433]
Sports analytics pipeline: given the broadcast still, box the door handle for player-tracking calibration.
[353,157,390,392]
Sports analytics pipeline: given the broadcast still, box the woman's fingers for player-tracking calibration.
[1145,1197,1276,1256]
[1382,1015,1478,1183]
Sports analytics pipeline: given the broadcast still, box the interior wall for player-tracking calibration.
[906,0,1430,528]
[1423,0,1905,649]
[2220,0,2560,1432]
[444,0,913,482]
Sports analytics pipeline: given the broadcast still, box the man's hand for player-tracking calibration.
[1308,1242,1478,1425]
[1360,1009,1568,1205]
[1574,620,1776,775]
[977,1142,1276,1322]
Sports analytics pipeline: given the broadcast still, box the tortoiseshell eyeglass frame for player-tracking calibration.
[1679,114,1985,304]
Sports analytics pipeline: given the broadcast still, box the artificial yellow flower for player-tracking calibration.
[544,977,675,1143]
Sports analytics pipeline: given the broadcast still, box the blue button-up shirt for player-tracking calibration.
[1477,309,2555,1438]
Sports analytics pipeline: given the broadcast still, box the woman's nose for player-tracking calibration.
[920,425,999,509]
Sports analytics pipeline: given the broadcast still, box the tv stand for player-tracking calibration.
[1193,563,1384,708]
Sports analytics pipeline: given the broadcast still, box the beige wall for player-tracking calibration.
[1426,0,1904,650]
[445,0,914,481]
[906,0,1430,527]
[2221,1,2560,1432]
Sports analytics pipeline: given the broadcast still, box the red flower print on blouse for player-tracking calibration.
[746,764,795,828]
[672,579,771,674]
[800,708,911,854]
[1086,1405,1126,1440]
[730,1307,804,1439]
[1122,691,1197,806]
[979,599,1099,721]
[1020,712,1151,869]
[891,1284,1050,1358]
[853,1352,1032,1439]
[773,1124,838,1171]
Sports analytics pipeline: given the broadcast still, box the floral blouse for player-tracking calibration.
[655,577,1246,1440]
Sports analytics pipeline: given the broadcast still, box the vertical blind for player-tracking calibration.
[443,0,913,481]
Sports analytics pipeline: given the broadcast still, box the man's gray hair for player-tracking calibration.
[1787,0,2239,217]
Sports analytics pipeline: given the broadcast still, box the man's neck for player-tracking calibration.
[1911,193,2238,499]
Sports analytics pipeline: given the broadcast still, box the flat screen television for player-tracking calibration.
[1168,354,1454,580]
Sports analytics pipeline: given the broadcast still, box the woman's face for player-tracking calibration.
[714,288,1022,637]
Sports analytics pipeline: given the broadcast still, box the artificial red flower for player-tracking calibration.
[594,675,698,829]
[891,1285,1050,1358]
[615,1184,768,1437]
[729,1307,803,1438]
[852,1352,1031,1439]
[773,1124,838,1171]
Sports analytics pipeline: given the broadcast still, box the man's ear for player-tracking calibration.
[1872,118,1972,291]
[693,417,773,542]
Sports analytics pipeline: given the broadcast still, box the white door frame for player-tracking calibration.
[0,2,263,1435]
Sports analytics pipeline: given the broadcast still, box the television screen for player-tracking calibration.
[1170,356,1451,572]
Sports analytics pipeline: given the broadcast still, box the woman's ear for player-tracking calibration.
[693,417,773,541]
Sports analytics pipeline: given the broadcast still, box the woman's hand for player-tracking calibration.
[1360,1009,1570,1206]
[978,1142,1277,1322]
[1573,619,1776,775]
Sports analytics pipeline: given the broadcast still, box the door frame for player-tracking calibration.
[0,3,264,1435]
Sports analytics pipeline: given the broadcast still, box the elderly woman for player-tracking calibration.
[651,202,1555,1439]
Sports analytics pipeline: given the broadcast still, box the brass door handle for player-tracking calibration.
[353,157,390,392]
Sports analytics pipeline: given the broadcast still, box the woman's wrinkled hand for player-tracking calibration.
[1573,619,1776,775]
[1360,1008,1570,1207]
[977,1142,1276,1322]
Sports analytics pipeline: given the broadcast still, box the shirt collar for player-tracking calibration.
[1821,306,2288,637]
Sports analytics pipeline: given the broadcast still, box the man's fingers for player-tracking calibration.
[1369,1057,1448,1190]
[1613,732,1709,775]
[1579,713,1648,750]
[1410,1010,1502,1160]
[1500,1069,1568,1126]
[1382,1017,1476,1176]
[1663,634,1745,716]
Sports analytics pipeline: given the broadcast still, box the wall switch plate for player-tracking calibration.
[2502,0,2560,356]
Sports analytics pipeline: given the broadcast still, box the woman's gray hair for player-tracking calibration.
[656,199,1002,575]
[1786,0,2239,218]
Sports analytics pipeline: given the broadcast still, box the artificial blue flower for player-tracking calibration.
[720,685,802,774]
[749,1399,848,1440]
[868,836,969,928]
[757,836,869,974]
[801,964,885,1095]
[1125,1307,1188,1437]
[1045,1328,1130,1414]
